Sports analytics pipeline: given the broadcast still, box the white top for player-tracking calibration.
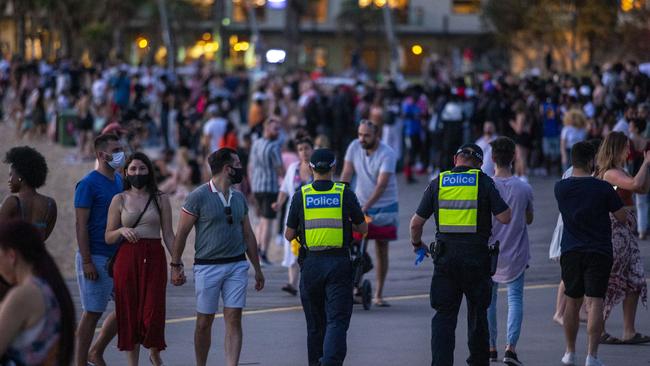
[475,134,497,177]
[344,140,398,208]
[279,161,312,267]
[613,118,630,137]
[203,117,228,153]
[561,126,587,149]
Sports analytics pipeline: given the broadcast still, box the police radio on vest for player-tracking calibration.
[441,173,476,187]
[306,194,341,209]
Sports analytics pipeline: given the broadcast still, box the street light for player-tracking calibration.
[136,37,148,49]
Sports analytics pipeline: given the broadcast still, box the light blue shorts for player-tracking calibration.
[75,252,114,313]
[194,261,249,314]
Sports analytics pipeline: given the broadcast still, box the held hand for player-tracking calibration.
[361,205,369,215]
[170,267,186,286]
[255,270,265,291]
[83,261,99,281]
[119,227,139,243]
[271,202,280,212]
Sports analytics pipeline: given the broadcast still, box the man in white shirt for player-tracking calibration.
[202,105,228,154]
[341,120,399,306]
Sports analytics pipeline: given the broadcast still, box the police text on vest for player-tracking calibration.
[441,173,477,187]
[306,194,341,209]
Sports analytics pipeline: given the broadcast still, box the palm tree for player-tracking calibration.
[284,0,306,70]
[156,0,175,71]
[337,0,382,70]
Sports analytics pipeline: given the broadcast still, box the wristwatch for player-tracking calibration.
[170,262,184,269]
[411,240,423,247]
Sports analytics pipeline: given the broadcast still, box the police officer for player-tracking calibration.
[409,143,512,366]
[285,149,367,366]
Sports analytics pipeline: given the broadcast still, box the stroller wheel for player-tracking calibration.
[361,279,372,310]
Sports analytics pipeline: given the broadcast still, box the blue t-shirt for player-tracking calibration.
[554,177,623,258]
[74,171,123,257]
[110,76,130,108]
[402,101,421,137]
[542,102,561,138]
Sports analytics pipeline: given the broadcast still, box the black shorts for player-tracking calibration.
[560,251,612,299]
[254,192,278,219]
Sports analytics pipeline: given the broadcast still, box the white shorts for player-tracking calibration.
[194,261,249,314]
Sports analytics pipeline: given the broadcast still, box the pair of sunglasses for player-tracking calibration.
[225,206,233,225]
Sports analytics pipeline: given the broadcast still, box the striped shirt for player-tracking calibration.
[250,137,283,193]
[182,182,249,259]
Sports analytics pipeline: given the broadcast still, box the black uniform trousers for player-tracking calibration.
[430,240,492,366]
[300,253,354,366]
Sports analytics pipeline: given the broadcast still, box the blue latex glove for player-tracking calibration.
[415,248,427,266]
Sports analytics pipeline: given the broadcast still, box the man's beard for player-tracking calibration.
[361,139,377,150]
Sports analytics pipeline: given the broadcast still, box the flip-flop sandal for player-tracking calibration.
[622,333,650,344]
[599,333,623,344]
[281,284,298,296]
[373,300,391,307]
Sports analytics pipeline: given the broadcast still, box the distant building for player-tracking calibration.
[220,0,492,75]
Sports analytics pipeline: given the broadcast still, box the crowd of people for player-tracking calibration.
[0,55,648,366]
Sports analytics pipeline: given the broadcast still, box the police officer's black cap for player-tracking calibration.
[456,143,484,162]
[310,149,336,172]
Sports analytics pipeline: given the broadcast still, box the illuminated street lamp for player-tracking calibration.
[136,37,149,49]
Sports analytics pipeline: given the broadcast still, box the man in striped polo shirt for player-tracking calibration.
[249,118,285,265]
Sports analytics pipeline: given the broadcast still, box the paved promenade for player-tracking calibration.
[70,176,650,366]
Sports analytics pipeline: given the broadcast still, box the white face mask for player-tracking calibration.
[107,151,125,170]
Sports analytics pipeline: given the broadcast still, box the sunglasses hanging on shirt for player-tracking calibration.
[225,206,233,225]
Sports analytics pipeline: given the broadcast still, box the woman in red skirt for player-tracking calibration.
[105,152,175,366]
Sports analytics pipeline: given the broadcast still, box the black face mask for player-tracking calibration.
[127,174,150,189]
[229,166,244,184]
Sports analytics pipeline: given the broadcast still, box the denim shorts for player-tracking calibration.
[542,137,561,158]
[75,252,114,313]
[194,260,250,314]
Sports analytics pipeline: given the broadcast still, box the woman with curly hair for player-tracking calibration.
[0,146,57,241]
[0,146,56,300]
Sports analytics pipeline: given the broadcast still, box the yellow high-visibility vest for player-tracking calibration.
[301,182,345,250]
[437,169,480,233]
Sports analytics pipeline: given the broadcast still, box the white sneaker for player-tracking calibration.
[562,352,576,365]
[585,355,605,366]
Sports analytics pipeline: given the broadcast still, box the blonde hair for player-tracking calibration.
[595,131,628,178]
[563,109,587,129]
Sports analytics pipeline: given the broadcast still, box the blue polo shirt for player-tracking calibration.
[74,170,123,257]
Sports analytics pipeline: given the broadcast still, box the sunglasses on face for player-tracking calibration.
[225,206,233,225]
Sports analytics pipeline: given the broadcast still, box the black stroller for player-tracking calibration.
[351,234,374,310]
